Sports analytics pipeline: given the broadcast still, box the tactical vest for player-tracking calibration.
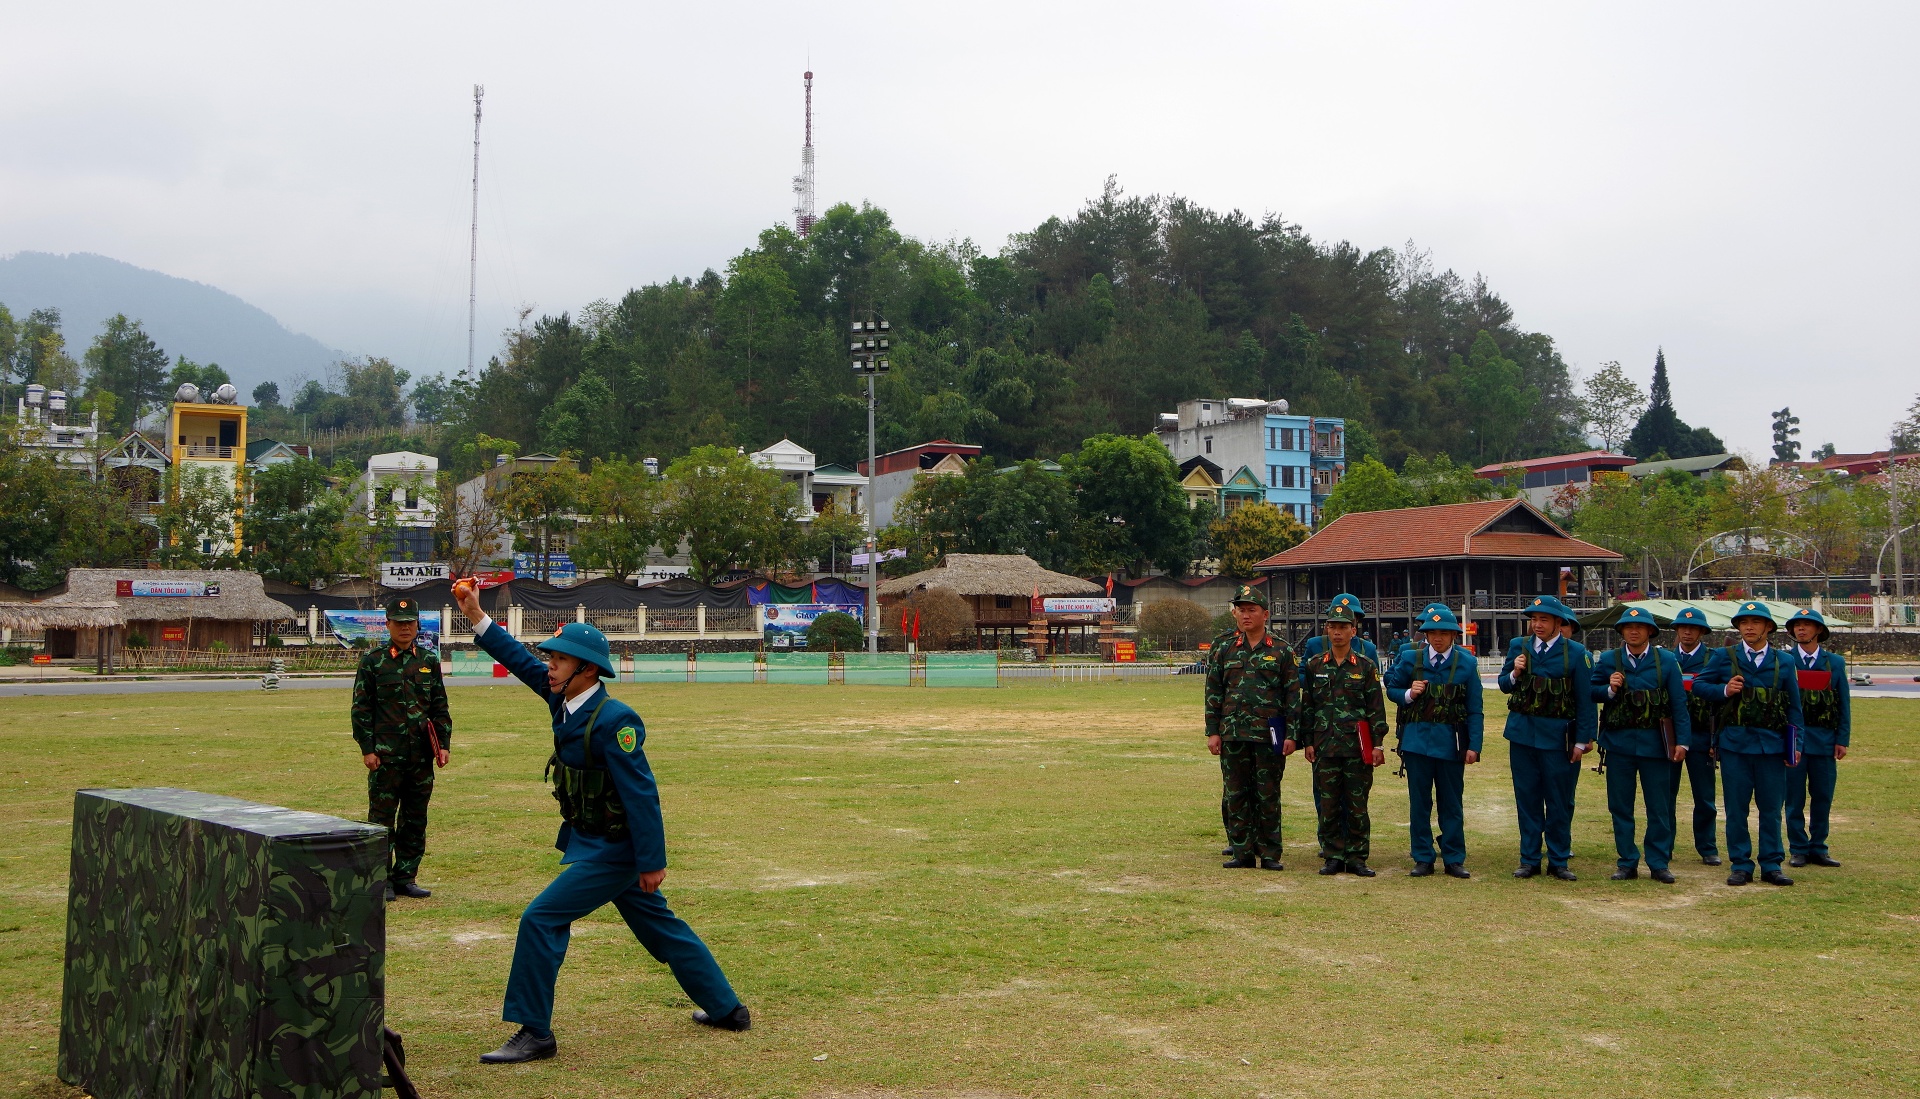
[1798,654,1841,729]
[1601,649,1671,731]
[545,695,629,840]
[1720,644,1790,733]
[1403,652,1469,727]
[1508,645,1577,721]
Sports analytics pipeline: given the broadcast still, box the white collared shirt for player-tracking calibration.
[1427,644,1449,669]
[564,682,603,716]
[1534,636,1559,655]
[1742,641,1771,664]
[1676,641,1703,658]
[1799,644,1822,667]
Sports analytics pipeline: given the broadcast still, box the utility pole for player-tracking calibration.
[467,85,485,378]
[1892,439,1906,600]
[851,317,892,652]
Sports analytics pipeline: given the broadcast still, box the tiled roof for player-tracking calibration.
[1473,450,1635,477]
[1253,499,1623,570]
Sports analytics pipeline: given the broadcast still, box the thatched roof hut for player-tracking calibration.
[0,601,125,630]
[32,569,299,655]
[879,554,1101,600]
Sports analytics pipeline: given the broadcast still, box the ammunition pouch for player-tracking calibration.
[1406,682,1469,728]
[1603,687,1669,731]
[1508,670,1576,722]
[1801,687,1840,730]
[1725,685,1788,734]
[544,697,629,841]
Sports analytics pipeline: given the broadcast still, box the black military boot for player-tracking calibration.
[1547,866,1578,882]
[1513,864,1541,879]
[1700,854,1723,866]
[480,1026,557,1064]
[1222,855,1255,869]
[383,882,396,903]
[1408,862,1435,877]
[1726,869,1753,886]
[1806,853,1841,867]
[393,881,432,899]
[1610,866,1639,881]
[693,1005,752,1031]
[1221,846,1235,857]
[1258,857,1284,871]
[1443,864,1471,879]
[1789,853,1808,868]
[1760,870,1795,886]
[1318,858,1343,875]
[1346,862,1376,877]
[1649,867,1676,884]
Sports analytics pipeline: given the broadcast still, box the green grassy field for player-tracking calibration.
[3,681,1916,1098]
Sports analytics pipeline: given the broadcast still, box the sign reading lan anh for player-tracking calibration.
[379,562,450,588]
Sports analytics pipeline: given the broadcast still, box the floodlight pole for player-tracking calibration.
[866,371,878,653]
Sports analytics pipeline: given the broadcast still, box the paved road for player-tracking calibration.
[0,676,513,697]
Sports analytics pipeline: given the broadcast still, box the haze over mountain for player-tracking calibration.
[0,251,342,398]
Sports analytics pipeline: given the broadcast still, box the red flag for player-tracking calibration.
[1031,584,1042,615]
[1105,573,1114,597]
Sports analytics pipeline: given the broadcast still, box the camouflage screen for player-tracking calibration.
[59,788,389,1099]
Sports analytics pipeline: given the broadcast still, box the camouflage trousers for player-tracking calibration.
[368,754,435,883]
[1312,756,1375,864]
[1219,740,1286,860]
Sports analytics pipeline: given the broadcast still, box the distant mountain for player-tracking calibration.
[0,251,343,397]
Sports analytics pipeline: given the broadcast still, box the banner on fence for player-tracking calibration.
[513,553,576,582]
[116,578,219,598]
[1042,597,1115,614]
[323,610,442,652]
[379,562,450,588]
[761,603,864,643]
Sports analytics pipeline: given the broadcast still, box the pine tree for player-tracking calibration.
[1626,348,1724,460]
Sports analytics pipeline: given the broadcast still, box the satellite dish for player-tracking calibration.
[175,383,201,403]
[212,383,238,404]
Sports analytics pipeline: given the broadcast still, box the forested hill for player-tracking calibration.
[451,182,1585,476]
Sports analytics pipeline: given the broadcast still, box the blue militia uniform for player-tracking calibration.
[1694,644,1804,875]
[1670,642,1721,861]
[477,622,740,1032]
[1497,635,1597,870]
[1786,645,1850,860]
[1385,645,1484,867]
[1591,646,1692,872]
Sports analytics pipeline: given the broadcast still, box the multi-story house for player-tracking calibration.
[1155,398,1346,526]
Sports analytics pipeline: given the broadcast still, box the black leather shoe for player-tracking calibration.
[1318,859,1343,876]
[1701,855,1722,866]
[1649,867,1676,884]
[1409,862,1435,877]
[1221,846,1234,857]
[1513,864,1540,879]
[1761,870,1794,886]
[1222,856,1255,869]
[1258,857,1284,871]
[1806,853,1841,867]
[1444,863,1471,879]
[480,1026,557,1064]
[1547,866,1578,882]
[383,882,396,903]
[1346,862,1376,877]
[1726,870,1753,886]
[693,1005,751,1032]
[393,881,432,899]
[1610,867,1639,881]
[1789,854,1807,868]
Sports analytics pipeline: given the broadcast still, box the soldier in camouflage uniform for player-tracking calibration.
[352,595,451,900]
[1299,605,1389,876]
[1205,585,1300,870]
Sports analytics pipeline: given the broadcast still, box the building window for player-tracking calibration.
[1268,465,1278,487]
[1204,436,1213,454]
[405,487,419,511]
[1267,427,1277,449]
[1280,466,1294,488]
[996,595,1013,609]
[1283,428,1295,450]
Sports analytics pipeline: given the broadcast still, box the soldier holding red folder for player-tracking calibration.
[1299,605,1388,876]
[1783,608,1849,869]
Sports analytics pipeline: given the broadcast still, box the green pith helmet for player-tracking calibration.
[1731,600,1777,630]
[1783,607,1829,642]
[1418,606,1462,633]
[385,596,421,622]
[1612,605,1659,633]
[1523,594,1579,625]
[1230,584,1268,609]
[537,621,616,679]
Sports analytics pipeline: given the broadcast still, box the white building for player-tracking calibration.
[750,438,867,520]
[366,451,438,562]
[16,384,102,473]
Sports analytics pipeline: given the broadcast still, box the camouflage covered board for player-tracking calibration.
[59,788,389,1099]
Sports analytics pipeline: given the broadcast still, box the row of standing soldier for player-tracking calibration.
[1204,590,1852,885]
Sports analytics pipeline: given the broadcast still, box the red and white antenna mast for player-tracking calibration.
[792,71,817,237]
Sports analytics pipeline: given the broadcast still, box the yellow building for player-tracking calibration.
[168,390,248,554]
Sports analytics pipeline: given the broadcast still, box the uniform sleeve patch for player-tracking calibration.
[616,726,638,753]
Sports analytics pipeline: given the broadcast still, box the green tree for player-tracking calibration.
[0,428,75,587]
[805,610,863,651]
[243,458,349,586]
[154,465,238,568]
[572,457,666,581]
[1320,456,1413,523]
[14,308,79,392]
[661,445,799,581]
[409,374,450,424]
[1399,452,1493,506]
[167,357,231,398]
[83,315,171,431]
[504,460,582,582]
[1455,331,1535,463]
[1626,348,1723,460]
[252,380,282,408]
[0,303,17,407]
[893,458,1076,570]
[1209,502,1307,578]
[1771,407,1802,464]
[1580,359,1646,453]
[1062,434,1195,575]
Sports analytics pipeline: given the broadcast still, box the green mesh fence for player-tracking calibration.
[842,653,911,686]
[765,652,831,684]
[627,656,690,684]
[693,651,757,683]
[924,652,999,687]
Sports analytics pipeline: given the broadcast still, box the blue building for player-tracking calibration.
[1155,398,1346,526]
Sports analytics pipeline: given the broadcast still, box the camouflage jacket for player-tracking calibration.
[1300,649,1389,758]
[351,643,451,756]
[1204,629,1300,743]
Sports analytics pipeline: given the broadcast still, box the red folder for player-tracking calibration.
[1681,673,1695,693]
[1796,669,1831,692]
[1357,720,1374,757]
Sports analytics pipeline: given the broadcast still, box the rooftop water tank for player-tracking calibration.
[25,383,45,406]
[175,383,202,403]
[48,390,68,412]
[211,383,238,404]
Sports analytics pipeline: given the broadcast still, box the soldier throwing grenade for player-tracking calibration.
[351,596,451,902]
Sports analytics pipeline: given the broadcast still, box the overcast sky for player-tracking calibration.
[5,2,1915,457]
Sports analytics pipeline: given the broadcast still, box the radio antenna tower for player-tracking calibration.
[792,71,816,237]
[466,84,485,376]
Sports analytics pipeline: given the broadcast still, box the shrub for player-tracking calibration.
[806,611,864,652]
[265,634,285,648]
[125,632,149,649]
[1212,611,1235,635]
[209,639,232,653]
[889,588,975,649]
[1139,598,1216,649]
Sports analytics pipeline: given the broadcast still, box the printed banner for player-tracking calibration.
[116,578,220,598]
[761,603,864,641]
[513,553,576,582]
[1042,597,1115,614]
[849,548,906,567]
[323,610,442,653]
[379,562,450,588]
